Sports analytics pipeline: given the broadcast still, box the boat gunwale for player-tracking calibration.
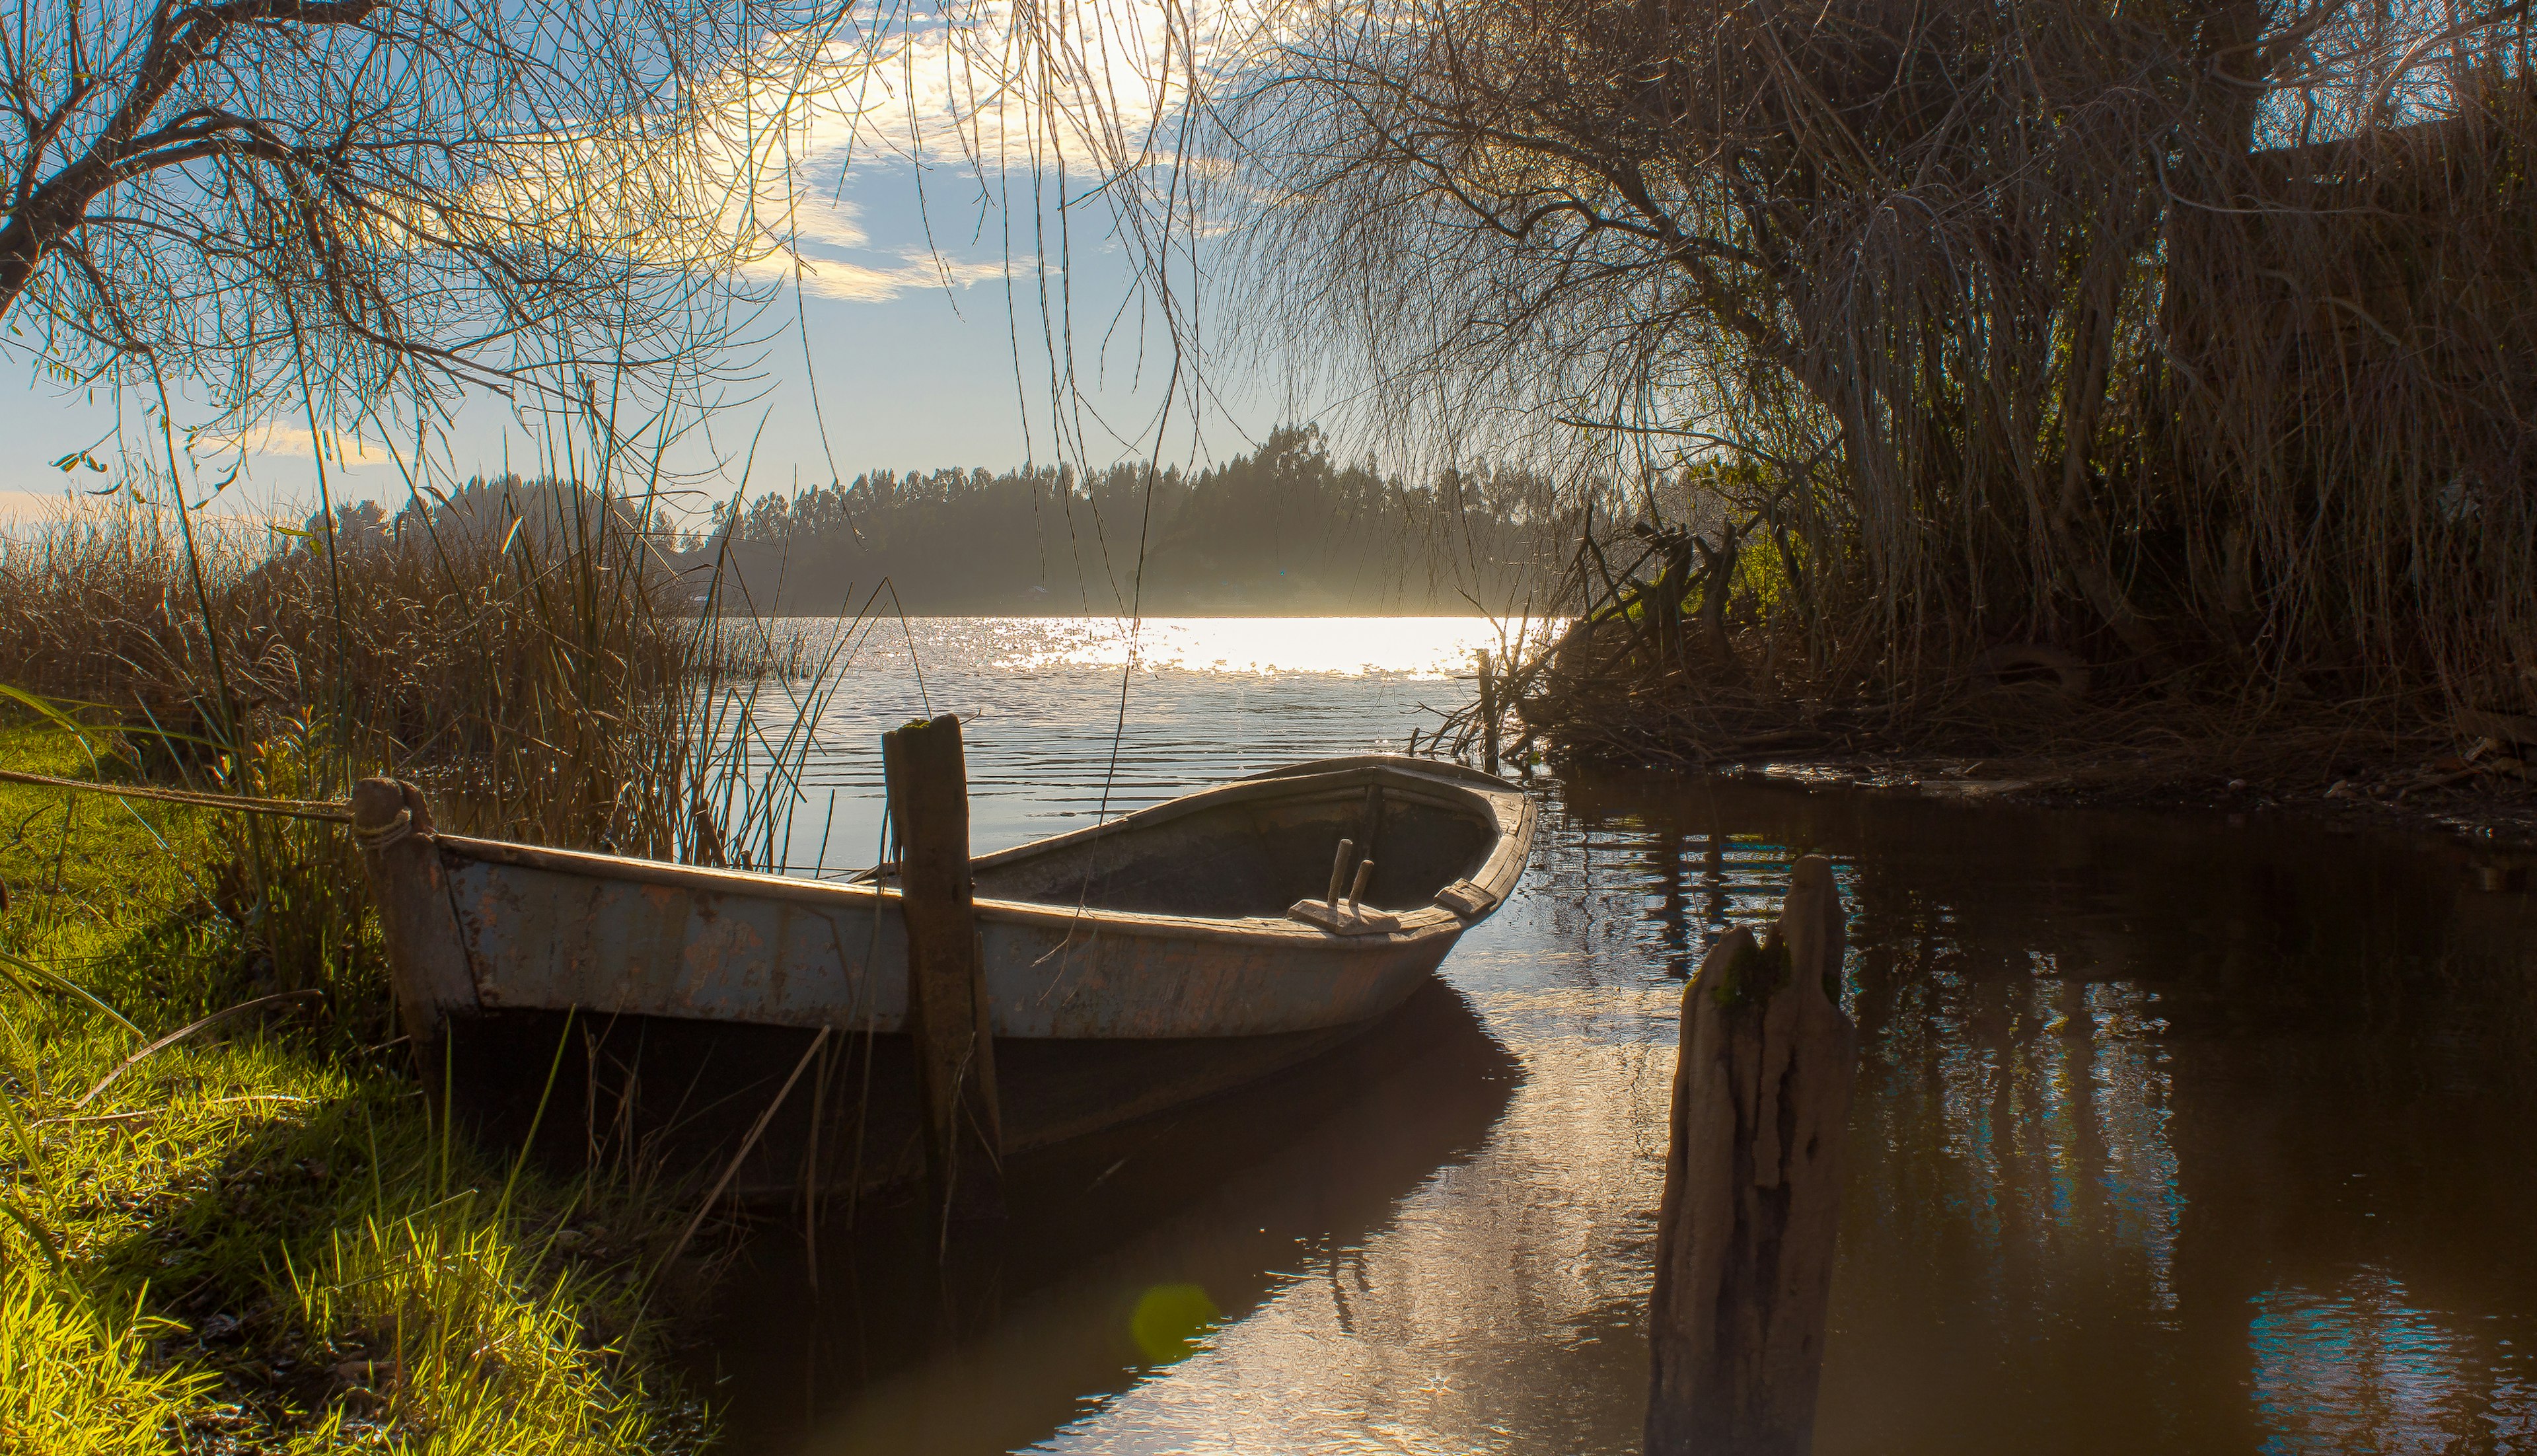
[422,758,1533,950]
[968,758,1529,891]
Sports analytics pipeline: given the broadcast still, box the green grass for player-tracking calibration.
[0,724,711,1455]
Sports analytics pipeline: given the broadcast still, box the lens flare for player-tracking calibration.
[1129,1283,1221,1365]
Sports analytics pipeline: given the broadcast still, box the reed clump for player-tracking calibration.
[0,481,825,994]
[0,480,791,853]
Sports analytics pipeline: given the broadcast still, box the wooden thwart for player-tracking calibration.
[1288,833,1402,934]
[1645,854,1857,1456]
[882,713,1005,1225]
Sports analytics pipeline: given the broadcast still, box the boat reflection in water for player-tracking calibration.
[702,980,1521,1453]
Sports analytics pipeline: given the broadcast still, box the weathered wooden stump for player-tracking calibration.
[881,713,1005,1229]
[1477,649,1500,774]
[1646,854,1857,1456]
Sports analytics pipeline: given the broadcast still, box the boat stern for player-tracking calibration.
[350,778,482,1070]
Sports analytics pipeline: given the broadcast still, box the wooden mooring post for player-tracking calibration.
[1646,855,1856,1456]
[1477,649,1500,774]
[881,713,1005,1229]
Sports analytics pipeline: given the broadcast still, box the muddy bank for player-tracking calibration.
[1502,643,2537,853]
[1522,742,2537,861]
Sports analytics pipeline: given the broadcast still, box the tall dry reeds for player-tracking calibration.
[0,477,827,998]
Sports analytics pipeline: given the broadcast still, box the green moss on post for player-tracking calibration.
[1709,935,1792,1011]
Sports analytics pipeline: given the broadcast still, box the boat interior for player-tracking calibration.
[969,770,1498,920]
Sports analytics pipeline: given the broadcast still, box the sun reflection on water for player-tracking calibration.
[955,616,1528,678]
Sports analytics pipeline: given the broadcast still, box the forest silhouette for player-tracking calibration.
[689,426,1567,616]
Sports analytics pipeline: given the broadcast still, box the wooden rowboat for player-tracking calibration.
[351,755,1533,1194]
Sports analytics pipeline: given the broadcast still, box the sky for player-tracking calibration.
[0,0,2490,532]
[0,168,1278,527]
[0,5,1292,528]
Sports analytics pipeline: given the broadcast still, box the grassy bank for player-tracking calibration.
[0,723,712,1453]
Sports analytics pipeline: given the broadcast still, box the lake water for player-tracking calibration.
[702,616,2537,1455]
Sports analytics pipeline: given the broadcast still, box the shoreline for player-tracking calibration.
[1534,744,2537,857]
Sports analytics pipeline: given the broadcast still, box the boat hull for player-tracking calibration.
[432,841,1464,1039]
[353,757,1535,1180]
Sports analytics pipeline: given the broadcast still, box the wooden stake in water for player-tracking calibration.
[1477,649,1500,774]
[881,714,1004,1229]
[1646,855,1856,1456]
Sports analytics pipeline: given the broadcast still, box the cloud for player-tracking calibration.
[758,0,1208,171]
[390,0,1253,320]
[397,0,1239,314]
[707,0,1247,279]
[220,423,392,463]
[790,250,1010,301]
[730,192,1013,301]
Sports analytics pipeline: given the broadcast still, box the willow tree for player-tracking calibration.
[1228,0,2537,721]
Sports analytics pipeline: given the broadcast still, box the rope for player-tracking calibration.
[0,768,353,822]
[351,807,414,849]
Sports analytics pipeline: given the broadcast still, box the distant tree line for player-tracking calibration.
[684,425,1575,615]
